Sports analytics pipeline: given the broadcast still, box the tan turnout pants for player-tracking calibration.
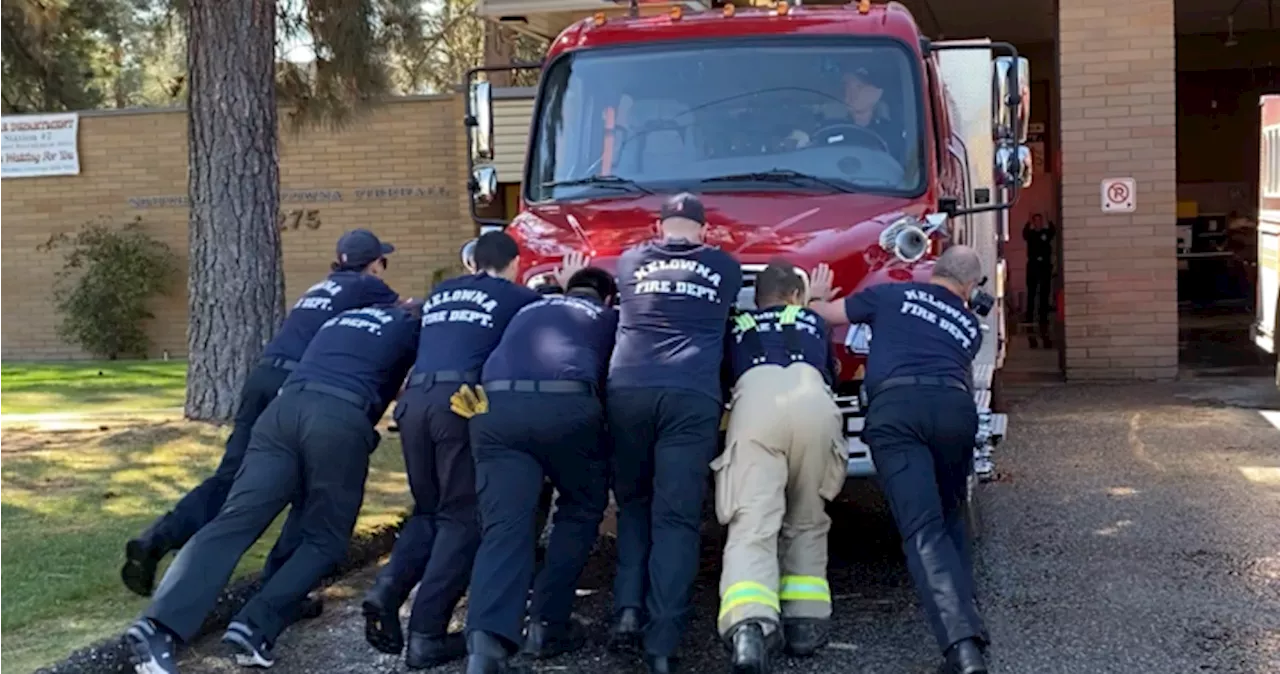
[712,364,847,637]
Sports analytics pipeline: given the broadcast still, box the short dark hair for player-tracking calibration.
[755,259,807,307]
[330,258,377,273]
[566,267,618,302]
[472,231,520,272]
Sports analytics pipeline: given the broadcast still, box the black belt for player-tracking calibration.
[260,357,299,371]
[408,370,479,388]
[482,379,593,394]
[281,382,372,412]
[868,376,969,400]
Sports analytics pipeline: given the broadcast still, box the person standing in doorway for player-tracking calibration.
[1023,213,1056,348]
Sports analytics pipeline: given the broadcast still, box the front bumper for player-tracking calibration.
[836,365,1008,481]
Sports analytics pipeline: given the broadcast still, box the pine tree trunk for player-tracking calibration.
[484,23,516,88]
[183,0,284,422]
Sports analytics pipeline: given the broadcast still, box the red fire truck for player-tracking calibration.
[1256,95,1279,388]
[461,0,1032,487]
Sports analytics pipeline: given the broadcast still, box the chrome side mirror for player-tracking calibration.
[923,211,949,234]
[460,239,478,273]
[992,56,1030,143]
[467,81,495,164]
[469,166,498,208]
[1015,57,1030,144]
[994,143,1033,189]
[1016,144,1033,188]
[995,144,1017,188]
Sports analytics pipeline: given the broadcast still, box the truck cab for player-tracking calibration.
[463,0,1032,482]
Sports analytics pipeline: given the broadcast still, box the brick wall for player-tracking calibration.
[1,96,470,361]
[1058,0,1179,380]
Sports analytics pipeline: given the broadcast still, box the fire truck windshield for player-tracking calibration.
[525,38,925,203]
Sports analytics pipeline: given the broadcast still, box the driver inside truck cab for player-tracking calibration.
[786,64,905,160]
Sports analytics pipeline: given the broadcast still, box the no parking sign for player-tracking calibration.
[1100,177,1137,214]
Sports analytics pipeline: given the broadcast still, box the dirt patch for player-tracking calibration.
[97,422,192,449]
[1,428,107,455]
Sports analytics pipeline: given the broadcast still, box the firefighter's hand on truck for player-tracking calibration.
[808,263,840,302]
[555,251,590,287]
[450,384,489,418]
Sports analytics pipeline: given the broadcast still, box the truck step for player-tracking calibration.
[974,452,996,482]
[990,413,1008,442]
[972,363,994,390]
[973,389,991,411]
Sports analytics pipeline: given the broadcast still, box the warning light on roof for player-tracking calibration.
[775,1,789,16]
[593,12,606,24]
[723,3,735,17]
[669,5,682,19]
[857,0,870,13]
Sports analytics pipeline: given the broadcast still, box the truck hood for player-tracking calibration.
[511,192,928,262]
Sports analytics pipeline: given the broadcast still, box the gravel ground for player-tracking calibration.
[175,380,1280,674]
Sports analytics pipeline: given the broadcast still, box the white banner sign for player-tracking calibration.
[2,112,81,179]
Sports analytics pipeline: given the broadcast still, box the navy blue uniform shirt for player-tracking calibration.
[609,239,743,403]
[286,305,420,423]
[482,291,619,386]
[727,305,836,387]
[263,271,400,362]
[413,273,542,376]
[844,282,982,392]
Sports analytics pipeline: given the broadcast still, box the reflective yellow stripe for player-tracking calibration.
[734,313,759,332]
[779,305,802,325]
[718,581,780,620]
[778,575,831,603]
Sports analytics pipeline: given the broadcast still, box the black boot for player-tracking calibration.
[406,632,467,669]
[297,593,324,621]
[121,528,168,597]
[608,607,643,653]
[361,577,405,655]
[729,622,769,674]
[465,630,522,674]
[644,653,677,674]
[939,638,988,674]
[522,620,585,659]
[782,618,828,657]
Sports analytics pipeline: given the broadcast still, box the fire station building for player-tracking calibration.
[476,0,1280,383]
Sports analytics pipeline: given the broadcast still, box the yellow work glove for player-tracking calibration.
[449,384,489,419]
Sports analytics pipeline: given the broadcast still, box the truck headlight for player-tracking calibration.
[526,272,556,290]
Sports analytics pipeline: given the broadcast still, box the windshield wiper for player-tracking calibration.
[699,169,854,194]
[541,175,652,194]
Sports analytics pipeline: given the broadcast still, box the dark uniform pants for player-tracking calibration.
[144,390,375,643]
[609,387,722,657]
[1025,263,1053,334]
[374,384,478,635]
[466,390,608,648]
[141,362,303,580]
[861,386,985,654]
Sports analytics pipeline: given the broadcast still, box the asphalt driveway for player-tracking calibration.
[175,379,1280,674]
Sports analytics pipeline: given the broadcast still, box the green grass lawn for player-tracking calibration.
[0,362,411,672]
[1,360,188,415]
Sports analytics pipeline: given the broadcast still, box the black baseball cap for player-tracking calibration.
[336,229,395,268]
[659,192,706,225]
[848,65,886,89]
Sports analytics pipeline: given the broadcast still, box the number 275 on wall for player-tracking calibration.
[278,209,320,231]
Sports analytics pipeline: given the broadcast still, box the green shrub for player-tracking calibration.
[39,217,179,360]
